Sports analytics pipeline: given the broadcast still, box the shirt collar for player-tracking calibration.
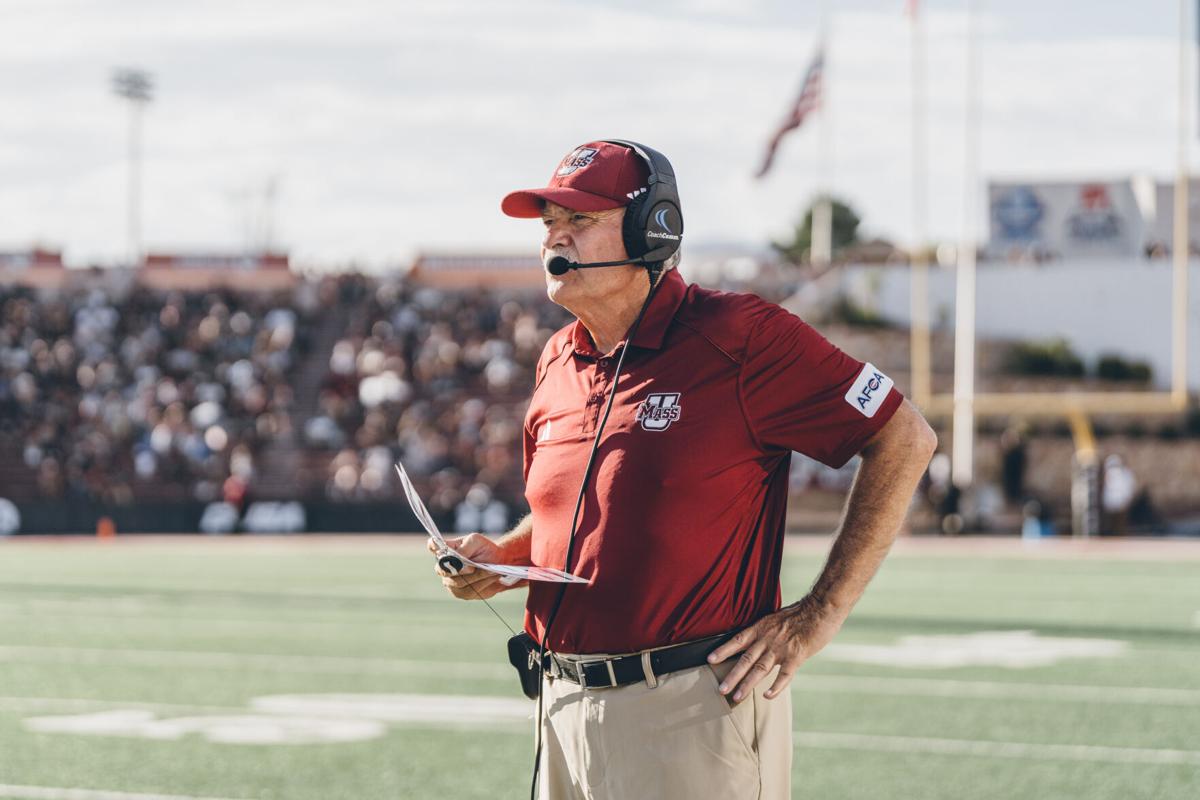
[569,267,689,359]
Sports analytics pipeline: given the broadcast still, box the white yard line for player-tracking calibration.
[792,731,1200,766]
[0,582,398,600]
[0,696,243,715]
[0,785,251,800]
[792,674,1200,706]
[2,645,1198,708]
[0,645,512,679]
[0,607,507,631]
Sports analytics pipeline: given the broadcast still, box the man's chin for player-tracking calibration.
[544,273,578,307]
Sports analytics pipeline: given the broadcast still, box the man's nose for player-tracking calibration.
[542,220,572,250]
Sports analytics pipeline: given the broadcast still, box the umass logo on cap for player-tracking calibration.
[557,147,598,176]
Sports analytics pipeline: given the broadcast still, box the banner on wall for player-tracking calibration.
[988,180,1145,260]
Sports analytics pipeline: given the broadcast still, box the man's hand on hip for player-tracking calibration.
[429,533,528,600]
[706,595,844,703]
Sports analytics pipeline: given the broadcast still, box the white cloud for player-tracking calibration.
[0,1,1192,267]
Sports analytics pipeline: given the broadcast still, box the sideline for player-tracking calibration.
[4,533,1200,560]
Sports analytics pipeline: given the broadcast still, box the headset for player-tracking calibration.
[529,140,684,799]
[545,140,684,277]
[603,138,684,266]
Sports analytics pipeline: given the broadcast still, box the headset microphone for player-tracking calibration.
[545,255,645,276]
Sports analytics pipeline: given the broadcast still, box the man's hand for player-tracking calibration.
[706,594,844,703]
[429,533,528,600]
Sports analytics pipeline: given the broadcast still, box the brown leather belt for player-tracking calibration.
[547,632,736,689]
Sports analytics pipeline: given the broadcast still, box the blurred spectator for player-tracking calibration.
[0,283,310,504]
[1101,454,1136,535]
[312,275,572,526]
[924,452,963,535]
[455,483,509,534]
[1000,424,1028,505]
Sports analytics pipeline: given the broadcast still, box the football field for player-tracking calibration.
[0,535,1197,800]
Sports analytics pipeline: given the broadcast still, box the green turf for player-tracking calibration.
[0,538,1197,799]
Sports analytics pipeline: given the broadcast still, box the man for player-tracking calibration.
[432,140,937,799]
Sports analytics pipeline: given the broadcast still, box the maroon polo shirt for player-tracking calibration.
[521,268,903,654]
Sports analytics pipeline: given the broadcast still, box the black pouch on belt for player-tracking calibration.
[507,632,544,700]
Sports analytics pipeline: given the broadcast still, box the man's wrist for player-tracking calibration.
[796,588,847,620]
[495,520,533,565]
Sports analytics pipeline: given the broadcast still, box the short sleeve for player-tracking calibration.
[739,306,904,468]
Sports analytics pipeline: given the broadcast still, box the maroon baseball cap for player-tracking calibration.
[501,141,650,218]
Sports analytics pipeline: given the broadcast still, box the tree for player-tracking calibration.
[773,196,862,265]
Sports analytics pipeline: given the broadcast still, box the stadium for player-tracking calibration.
[2,1,1199,799]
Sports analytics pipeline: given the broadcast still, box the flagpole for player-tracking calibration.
[951,0,980,489]
[812,4,834,267]
[1172,0,1190,405]
[909,0,932,409]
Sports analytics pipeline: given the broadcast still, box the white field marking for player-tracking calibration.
[1193,610,1200,628]
[23,710,386,745]
[20,694,531,746]
[791,674,1200,707]
[792,731,1200,766]
[250,693,532,725]
[0,606,508,633]
[0,645,513,679]
[0,607,507,635]
[0,581,401,600]
[819,630,1127,669]
[2,645,1193,708]
[0,597,153,615]
[0,784,249,800]
[0,696,243,715]
[2,693,534,725]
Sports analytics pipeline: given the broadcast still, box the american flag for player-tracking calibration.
[755,45,824,179]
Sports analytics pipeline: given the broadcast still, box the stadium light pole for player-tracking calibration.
[111,68,154,267]
[1173,0,1191,406]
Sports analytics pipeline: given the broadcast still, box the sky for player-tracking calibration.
[0,0,1192,270]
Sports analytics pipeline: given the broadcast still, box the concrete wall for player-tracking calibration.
[836,259,1200,391]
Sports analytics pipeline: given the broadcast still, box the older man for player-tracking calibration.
[434,140,937,799]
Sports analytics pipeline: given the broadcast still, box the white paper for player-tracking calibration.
[394,463,589,585]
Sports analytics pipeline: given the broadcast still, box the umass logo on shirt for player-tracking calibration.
[636,392,682,431]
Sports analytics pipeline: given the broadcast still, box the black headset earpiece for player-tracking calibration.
[601,139,683,266]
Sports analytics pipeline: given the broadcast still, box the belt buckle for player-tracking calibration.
[576,657,618,689]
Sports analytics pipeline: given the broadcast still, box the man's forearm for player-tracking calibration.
[496,513,534,565]
[808,410,936,616]
[704,402,936,700]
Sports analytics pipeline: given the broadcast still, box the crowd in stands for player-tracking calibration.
[0,283,312,505]
[0,271,573,531]
[3,270,1190,536]
[308,275,572,530]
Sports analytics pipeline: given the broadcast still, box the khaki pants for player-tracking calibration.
[536,653,792,799]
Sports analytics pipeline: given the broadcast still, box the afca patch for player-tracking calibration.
[844,364,893,418]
